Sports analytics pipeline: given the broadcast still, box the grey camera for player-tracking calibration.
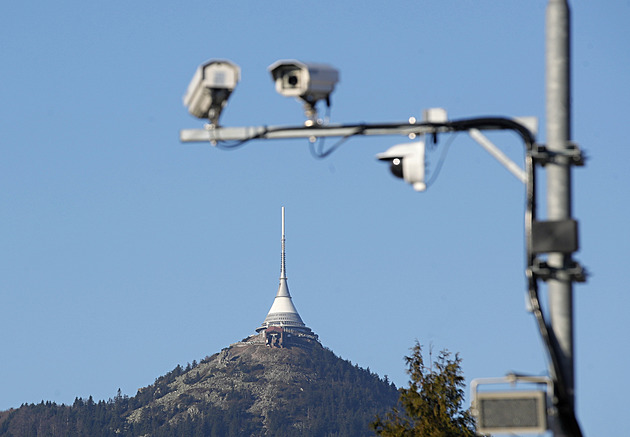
[268,60,339,105]
[183,59,241,125]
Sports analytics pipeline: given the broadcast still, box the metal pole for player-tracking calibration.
[546,0,574,434]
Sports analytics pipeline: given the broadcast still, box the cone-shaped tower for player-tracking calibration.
[256,207,316,340]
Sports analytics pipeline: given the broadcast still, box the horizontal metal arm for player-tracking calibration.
[180,122,441,143]
[179,116,537,147]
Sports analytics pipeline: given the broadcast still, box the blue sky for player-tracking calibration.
[1,1,628,435]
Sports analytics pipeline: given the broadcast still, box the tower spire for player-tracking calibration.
[281,206,286,280]
[256,207,316,341]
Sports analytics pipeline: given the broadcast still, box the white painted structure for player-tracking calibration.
[256,207,316,338]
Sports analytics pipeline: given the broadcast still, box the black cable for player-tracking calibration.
[523,144,583,437]
[447,117,536,151]
[214,140,250,150]
[308,125,368,159]
[210,126,271,150]
[425,133,456,188]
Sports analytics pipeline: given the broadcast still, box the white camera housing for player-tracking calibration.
[183,59,241,123]
[268,60,339,104]
[377,141,427,192]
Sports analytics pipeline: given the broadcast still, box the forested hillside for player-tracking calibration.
[0,339,399,436]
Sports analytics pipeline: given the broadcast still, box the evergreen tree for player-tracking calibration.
[371,342,477,437]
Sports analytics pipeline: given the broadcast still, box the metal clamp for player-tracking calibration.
[528,258,588,283]
[532,142,585,166]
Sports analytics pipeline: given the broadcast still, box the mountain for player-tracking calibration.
[0,338,399,436]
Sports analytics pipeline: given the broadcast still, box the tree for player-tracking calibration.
[371,342,477,437]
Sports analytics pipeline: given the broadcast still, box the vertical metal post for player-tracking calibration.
[546,0,574,434]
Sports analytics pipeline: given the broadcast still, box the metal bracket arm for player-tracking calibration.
[468,128,527,184]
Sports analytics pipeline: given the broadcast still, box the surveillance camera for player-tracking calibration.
[377,141,427,192]
[183,59,241,125]
[268,60,339,105]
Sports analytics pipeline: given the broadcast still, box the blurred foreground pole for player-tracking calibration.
[546,0,574,435]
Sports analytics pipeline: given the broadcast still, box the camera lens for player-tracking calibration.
[287,75,298,86]
[390,158,404,179]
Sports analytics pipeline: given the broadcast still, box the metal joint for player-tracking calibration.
[529,259,588,283]
[532,143,585,166]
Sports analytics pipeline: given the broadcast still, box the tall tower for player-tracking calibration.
[256,207,316,342]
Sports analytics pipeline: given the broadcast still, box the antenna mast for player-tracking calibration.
[281,206,286,279]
